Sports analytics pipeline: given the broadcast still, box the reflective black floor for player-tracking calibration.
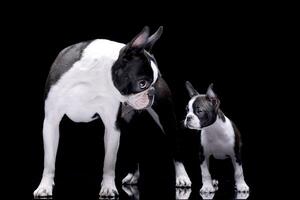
[30,187,250,200]
[30,182,253,200]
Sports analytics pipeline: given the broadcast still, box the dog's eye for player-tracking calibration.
[138,80,148,89]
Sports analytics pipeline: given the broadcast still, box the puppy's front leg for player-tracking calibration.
[231,157,249,193]
[200,156,215,193]
[99,107,120,197]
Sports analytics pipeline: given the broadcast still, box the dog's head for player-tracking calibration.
[112,26,163,110]
[184,81,220,130]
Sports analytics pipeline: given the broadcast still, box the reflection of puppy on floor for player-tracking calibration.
[184,82,249,194]
[176,187,192,200]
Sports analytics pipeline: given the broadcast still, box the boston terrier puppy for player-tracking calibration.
[33,26,190,198]
[184,81,249,194]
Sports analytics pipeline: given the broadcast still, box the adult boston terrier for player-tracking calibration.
[33,26,190,198]
[184,81,249,194]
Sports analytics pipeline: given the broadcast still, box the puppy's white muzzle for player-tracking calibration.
[184,113,201,130]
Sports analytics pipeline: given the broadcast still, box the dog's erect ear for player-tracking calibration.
[185,81,199,98]
[206,83,220,109]
[125,26,150,53]
[145,26,163,52]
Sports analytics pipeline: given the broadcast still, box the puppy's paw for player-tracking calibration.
[33,182,53,198]
[176,175,192,187]
[176,187,192,199]
[122,172,139,185]
[200,183,215,194]
[100,178,119,197]
[236,181,249,193]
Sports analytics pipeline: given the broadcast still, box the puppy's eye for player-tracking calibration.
[196,109,203,114]
[138,80,148,89]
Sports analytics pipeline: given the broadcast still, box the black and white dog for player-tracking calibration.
[184,81,249,194]
[33,26,190,198]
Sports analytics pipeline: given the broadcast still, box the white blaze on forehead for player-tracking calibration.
[150,60,159,84]
[188,96,198,113]
[185,96,201,130]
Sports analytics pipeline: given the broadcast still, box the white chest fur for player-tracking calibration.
[45,39,126,123]
[201,116,235,159]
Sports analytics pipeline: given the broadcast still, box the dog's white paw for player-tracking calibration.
[99,178,118,197]
[212,179,218,187]
[200,183,215,194]
[176,187,192,199]
[176,175,192,187]
[212,179,219,191]
[33,179,54,198]
[122,172,139,185]
[236,181,249,193]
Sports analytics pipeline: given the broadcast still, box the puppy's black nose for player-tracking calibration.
[187,116,192,122]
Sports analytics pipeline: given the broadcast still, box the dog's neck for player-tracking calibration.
[107,66,126,103]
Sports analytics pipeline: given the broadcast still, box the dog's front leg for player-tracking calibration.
[99,106,120,197]
[175,161,191,187]
[34,114,62,197]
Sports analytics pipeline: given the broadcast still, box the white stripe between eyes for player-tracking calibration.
[150,60,159,84]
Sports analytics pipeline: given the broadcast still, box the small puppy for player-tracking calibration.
[184,81,249,194]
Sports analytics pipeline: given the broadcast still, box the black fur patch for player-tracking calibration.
[231,120,242,165]
[199,133,205,164]
[111,50,154,96]
[192,96,218,128]
[217,110,226,122]
[44,40,93,98]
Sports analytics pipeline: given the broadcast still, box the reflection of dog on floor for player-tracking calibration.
[122,185,140,200]
[184,82,249,194]
[33,26,190,198]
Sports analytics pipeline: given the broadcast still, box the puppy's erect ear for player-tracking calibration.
[185,81,199,98]
[206,83,216,98]
[206,83,220,109]
[145,26,163,52]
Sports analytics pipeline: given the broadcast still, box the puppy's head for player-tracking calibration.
[112,26,163,110]
[184,81,220,130]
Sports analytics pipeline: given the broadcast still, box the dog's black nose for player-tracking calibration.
[148,87,155,96]
[187,116,192,122]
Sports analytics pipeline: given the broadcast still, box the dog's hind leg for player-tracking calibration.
[151,77,191,187]
[34,113,62,198]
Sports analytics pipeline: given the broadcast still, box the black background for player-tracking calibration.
[5,3,295,200]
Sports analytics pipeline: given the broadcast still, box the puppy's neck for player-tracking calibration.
[202,110,227,132]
